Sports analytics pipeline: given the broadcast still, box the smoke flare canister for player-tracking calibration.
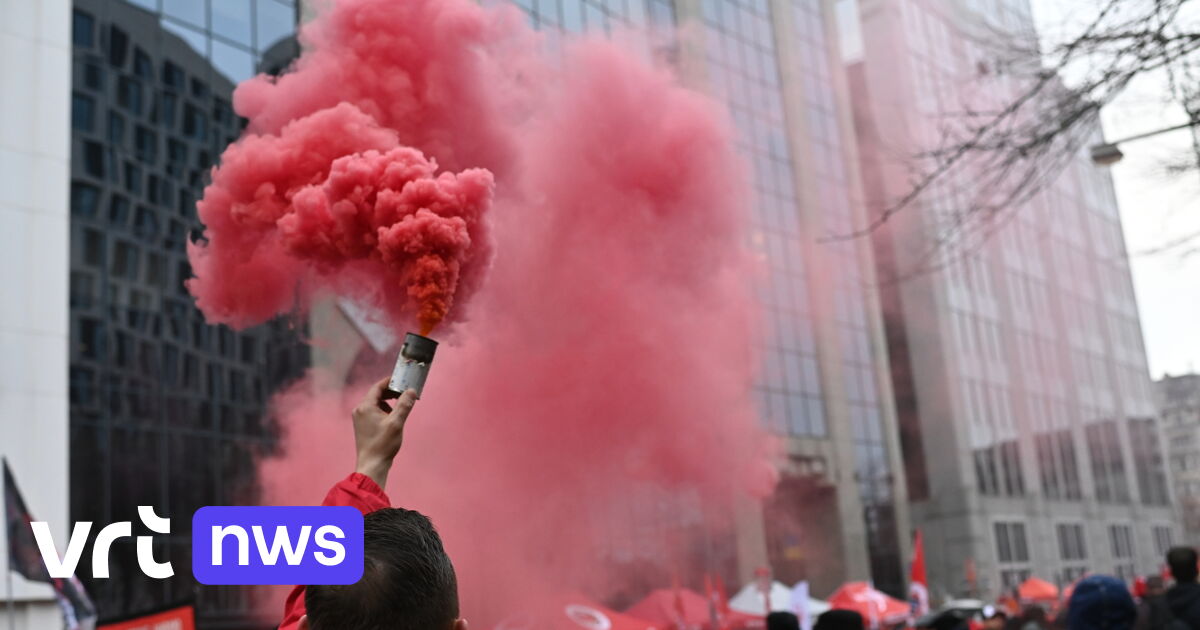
[388,333,439,398]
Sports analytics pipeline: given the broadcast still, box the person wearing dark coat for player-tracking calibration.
[1135,576,1173,630]
[814,610,866,630]
[1167,547,1200,630]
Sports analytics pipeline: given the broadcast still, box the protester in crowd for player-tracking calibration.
[277,377,468,630]
[1019,605,1050,630]
[980,606,1008,630]
[1134,576,1173,630]
[1168,547,1200,629]
[769,611,803,630]
[814,610,867,630]
[1066,575,1137,630]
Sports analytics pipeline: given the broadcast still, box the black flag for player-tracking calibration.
[3,457,49,582]
[4,458,97,630]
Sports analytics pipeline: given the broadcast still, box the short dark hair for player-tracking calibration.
[305,508,459,630]
[1168,546,1199,583]
[767,611,801,630]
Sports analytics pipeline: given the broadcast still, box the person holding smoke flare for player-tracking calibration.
[278,377,467,630]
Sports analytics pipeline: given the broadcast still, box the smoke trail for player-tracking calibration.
[187,0,770,620]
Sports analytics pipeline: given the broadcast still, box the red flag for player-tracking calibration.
[909,530,930,616]
[672,572,688,629]
[965,557,978,595]
[714,573,731,615]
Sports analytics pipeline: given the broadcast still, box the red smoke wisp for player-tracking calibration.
[187,102,494,335]
[187,0,771,621]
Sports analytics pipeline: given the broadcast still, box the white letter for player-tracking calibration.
[30,521,91,579]
[211,526,249,566]
[253,525,310,566]
[91,521,132,579]
[135,506,173,578]
[313,526,346,566]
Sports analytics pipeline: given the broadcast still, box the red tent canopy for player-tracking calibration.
[624,588,762,628]
[495,595,662,630]
[1018,577,1060,602]
[626,589,711,625]
[827,582,910,625]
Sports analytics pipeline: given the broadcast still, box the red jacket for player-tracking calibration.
[278,473,392,630]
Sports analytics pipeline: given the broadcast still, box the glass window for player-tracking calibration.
[211,39,255,84]
[107,25,129,67]
[71,182,100,218]
[73,9,95,48]
[256,0,296,52]
[81,228,105,267]
[162,19,208,58]
[117,77,143,115]
[211,0,253,45]
[164,0,207,29]
[108,110,125,145]
[83,63,103,90]
[133,48,153,80]
[72,92,95,131]
[82,141,104,178]
[109,195,130,226]
[134,126,158,163]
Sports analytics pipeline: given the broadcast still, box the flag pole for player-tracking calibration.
[6,563,14,630]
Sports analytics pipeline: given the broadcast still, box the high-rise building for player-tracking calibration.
[848,0,1177,599]
[1158,373,1200,545]
[4,0,304,628]
[498,0,914,597]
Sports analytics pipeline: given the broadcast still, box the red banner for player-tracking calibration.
[98,605,196,630]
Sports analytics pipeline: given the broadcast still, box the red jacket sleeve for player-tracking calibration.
[278,473,391,630]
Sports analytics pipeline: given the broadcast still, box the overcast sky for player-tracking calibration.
[1030,1,1200,379]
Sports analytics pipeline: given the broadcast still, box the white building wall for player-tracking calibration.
[0,0,73,627]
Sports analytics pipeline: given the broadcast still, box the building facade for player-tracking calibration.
[848,0,1177,600]
[501,0,913,598]
[0,0,73,627]
[1158,373,1200,545]
[64,0,305,627]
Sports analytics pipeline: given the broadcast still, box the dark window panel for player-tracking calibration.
[83,62,104,90]
[117,77,143,115]
[134,125,158,163]
[106,25,129,67]
[72,92,95,132]
[81,227,105,267]
[82,140,104,178]
[108,110,125,145]
[71,182,100,218]
[73,9,95,48]
[133,47,153,80]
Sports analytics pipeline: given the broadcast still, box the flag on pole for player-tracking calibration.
[4,459,48,582]
[4,458,98,630]
[791,581,812,630]
[909,530,930,616]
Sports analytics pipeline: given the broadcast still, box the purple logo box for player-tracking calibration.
[192,506,364,585]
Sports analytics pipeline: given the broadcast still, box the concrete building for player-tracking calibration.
[847,0,1177,600]
[4,0,303,628]
[1158,373,1200,545]
[0,0,72,627]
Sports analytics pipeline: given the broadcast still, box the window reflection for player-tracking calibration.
[210,0,252,46]
[161,18,208,57]
[211,39,255,84]
[256,0,295,52]
[163,0,206,29]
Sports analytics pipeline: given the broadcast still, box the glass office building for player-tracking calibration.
[850,0,1176,599]
[67,0,305,625]
[505,0,910,597]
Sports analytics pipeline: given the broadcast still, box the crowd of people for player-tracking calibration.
[276,378,1200,630]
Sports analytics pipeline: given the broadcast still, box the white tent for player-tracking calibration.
[729,581,831,617]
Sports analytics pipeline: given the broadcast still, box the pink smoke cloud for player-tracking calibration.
[189,0,769,621]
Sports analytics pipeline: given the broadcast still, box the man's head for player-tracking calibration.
[814,610,865,630]
[1168,546,1199,583]
[300,508,463,630]
[767,611,801,630]
[1066,575,1136,630]
[980,606,1008,630]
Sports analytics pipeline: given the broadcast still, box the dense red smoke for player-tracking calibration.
[189,0,769,621]
[187,102,494,334]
